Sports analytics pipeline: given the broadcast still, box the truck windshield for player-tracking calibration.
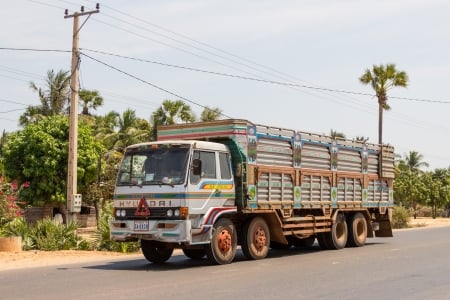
[117,145,190,186]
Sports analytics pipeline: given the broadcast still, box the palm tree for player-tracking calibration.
[79,89,104,116]
[151,99,195,140]
[359,64,408,145]
[200,106,222,121]
[354,136,369,143]
[329,129,346,139]
[102,109,151,150]
[402,151,429,172]
[20,69,71,126]
[21,69,71,126]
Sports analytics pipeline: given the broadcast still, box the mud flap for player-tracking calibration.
[374,219,393,237]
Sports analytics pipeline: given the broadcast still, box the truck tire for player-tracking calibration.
[183,248,206,260]
[317,233,331,250]
[241,217,270,260]
[141,240,174,263]
[318,213,348,250]
[206,218,237,265]
[346,212,367,247]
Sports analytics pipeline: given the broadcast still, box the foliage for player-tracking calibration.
[397,151,429,173]
[0,218,34,250]
[394,152,450,217]
[92,202,139,253]
[20,69,71,126]
[31,217,80,251]
[2,115,104,205]
[0,217,81,251]
[79,89,104,116]
[0,178,28,226]
[391,206,410,229]
[394,168,424,209]
[329,129,346,139]
[151,99,195,140]
[359,64,408,144]
[102,109,151,150]
[200,106,222,121]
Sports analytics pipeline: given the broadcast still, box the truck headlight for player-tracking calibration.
[174,209,180,217]
[166,209,173,217]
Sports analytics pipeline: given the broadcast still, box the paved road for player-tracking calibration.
[1,226,449,300]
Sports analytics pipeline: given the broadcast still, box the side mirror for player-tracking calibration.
[192,158,202,176]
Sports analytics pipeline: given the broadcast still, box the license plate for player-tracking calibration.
[133,220,149,231]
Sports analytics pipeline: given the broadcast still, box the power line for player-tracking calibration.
[0,98,29,107]
[80,52,233,119]
[0,47,70,53]
[80,49,450,105]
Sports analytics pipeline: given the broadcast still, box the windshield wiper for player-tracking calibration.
[150,180,175,188]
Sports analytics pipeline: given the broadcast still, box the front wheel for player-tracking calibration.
[206,218,237,265]
[141,240,174,263]
[241,217,270,260]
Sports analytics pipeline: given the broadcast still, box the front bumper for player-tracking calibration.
[109,219,192,243]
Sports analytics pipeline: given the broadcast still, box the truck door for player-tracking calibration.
[188,150,235,215]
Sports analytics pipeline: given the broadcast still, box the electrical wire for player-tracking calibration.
[80,52,233,119]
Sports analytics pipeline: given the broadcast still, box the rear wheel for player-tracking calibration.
[241,217,270,260]
[347,212,367,247]
[318,213,348,250]
[141,240,174,263]
[206,218,237,265]
[183,248,206,260]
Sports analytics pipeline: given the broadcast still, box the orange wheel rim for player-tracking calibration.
[217,229,231,254]
[254,227,266,251]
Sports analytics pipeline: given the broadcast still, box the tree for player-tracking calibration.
[79,89,104,116]
[151,99,195,140]
[401,151,429,172]
[329,129,346,139]
[354,136,369,143]
[359,64,408,144]
[200,106,222,121]
[103,109,151,150]
[394,168,425,214]
[2,115,104,205]
[20,69,71,126]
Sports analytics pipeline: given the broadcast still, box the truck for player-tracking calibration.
[109,119,395,265]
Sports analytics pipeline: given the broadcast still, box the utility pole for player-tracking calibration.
[64,4,99,223]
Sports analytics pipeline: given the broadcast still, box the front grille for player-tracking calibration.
[115,207,181,220]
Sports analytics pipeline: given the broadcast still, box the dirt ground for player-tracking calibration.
[1,217,450,271]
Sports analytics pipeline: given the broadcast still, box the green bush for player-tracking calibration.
[1,217,35,250]
[392,206,410,229]
[31,217,80,251]
[92,203,140,253]
[1,217,86,251]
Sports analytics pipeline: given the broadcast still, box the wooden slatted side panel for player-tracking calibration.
[301,174,331,204]
[367,179,390,204]
[337,177,362,202]
[338,148,362,173]
[301,143,331,170]
[256,172,294,207]
[367,152,379,174]
[256,138,293,167]
[381,145,395,178]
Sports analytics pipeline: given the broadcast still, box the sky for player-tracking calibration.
[1,0,450,170]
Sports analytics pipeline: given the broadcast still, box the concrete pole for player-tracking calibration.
[66,12,79,223]
[64,6,99,223]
